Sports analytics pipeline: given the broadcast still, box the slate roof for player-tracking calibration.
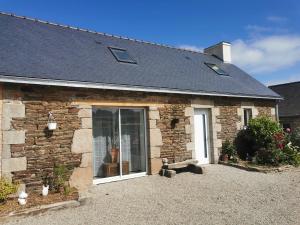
[269,82,300,117]
[0,12,281,99]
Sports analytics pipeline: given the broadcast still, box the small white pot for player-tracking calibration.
[42,185,49,196]
[19,191,28,199]
[18,198,27,205]
[48,122,57,130]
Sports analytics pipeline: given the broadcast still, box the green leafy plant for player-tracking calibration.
[63,185,71,196]
[53,164,68,193]
[0,178,19,203]
[247,117,282,150]
[290,128,300,148]
[222,139,237,159]
[282,143,300,166]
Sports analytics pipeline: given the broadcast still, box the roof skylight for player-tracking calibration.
[205,63,228,76]
[108,47,136,64]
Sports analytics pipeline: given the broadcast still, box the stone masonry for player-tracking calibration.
[0,83,277,192]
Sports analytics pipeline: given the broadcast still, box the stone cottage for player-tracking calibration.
[0,12,281,192]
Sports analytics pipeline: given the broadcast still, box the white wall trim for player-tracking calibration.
[0,75,282,100]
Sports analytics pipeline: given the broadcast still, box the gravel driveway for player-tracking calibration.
[2,165,300,225]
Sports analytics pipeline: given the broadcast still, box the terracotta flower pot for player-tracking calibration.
[111,148,119,163]
[221,154,229,162]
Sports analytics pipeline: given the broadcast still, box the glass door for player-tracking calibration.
[92,107,147,181]
[120,109,146,175]
[92,108,120,178]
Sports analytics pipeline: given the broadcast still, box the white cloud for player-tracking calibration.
[265,74,300,86]
[232,35,300,74]
[245,25,289,37]
[178,45,203,52]
[267,16,288,23]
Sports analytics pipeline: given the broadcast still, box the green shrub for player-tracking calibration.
[256,148,283,166]
[0,178,18,202]
[291,128,300,148]
[247,117,282,150]
[235,117,281,160]
[53,164,68,193]
[282,144,300,166]
[222,139,236,159]
[235,129,255,160]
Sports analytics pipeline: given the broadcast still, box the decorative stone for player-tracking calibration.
[80,153,92,168]
[78,108,92,118]
[3,103,25,118]
[72,129,93,153]
[2,144,11,159]
[149,120,157,129]
[81,118,92,129]
[2,116,11,130]
[149,128,163,147]
[69,167,93,191]
[150,158,162,175]
[149,110,160,120]
[150,146,160,158]
[185,124,192,134]
[184,107,194,117]
[3,130,25,144]
[2,157,27,172]
[149,106,158,111]
[78,105,92,109]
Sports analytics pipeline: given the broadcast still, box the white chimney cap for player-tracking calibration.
[204,41,231,63]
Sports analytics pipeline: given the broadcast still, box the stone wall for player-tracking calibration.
[5,85,82,192]
[215,98,240,143]
[157,103,191,163]
[280,116,300,131]
[0,83,277,192]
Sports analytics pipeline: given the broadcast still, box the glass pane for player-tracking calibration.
[92,108,120,178]
[120,109,146,175]
[109,47,136,64]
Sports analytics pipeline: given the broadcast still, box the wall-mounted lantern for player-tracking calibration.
[47,112,57,130]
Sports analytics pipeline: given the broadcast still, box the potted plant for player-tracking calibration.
[221,139,236,162]
[42,174,51,197]
[18,191,28,205]
[47,112,57,130]
[111,147,119,163]
[110,126,119,163]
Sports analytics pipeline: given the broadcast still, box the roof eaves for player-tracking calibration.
[0,74,283,100]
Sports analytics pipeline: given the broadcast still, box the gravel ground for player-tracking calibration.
[2,165,300,225]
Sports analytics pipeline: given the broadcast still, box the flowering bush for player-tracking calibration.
[235,116,300,166]
[290,128,300,148]
[256,129,300,166]
[235,116,281,159]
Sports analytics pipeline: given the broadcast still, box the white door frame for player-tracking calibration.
[194,108,210,164]
[92,107,148,185]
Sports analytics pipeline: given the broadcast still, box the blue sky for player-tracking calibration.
[1,0,300,85]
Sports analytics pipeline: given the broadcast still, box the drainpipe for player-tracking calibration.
[275,101,279,122]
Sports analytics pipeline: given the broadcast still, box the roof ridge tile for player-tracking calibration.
[0,11,207,56]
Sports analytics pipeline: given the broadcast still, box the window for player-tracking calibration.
[243,108,253,127]
[204,63,228,76]
[108,47,137,64]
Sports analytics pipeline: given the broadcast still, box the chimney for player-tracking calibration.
[204,41,231,63]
